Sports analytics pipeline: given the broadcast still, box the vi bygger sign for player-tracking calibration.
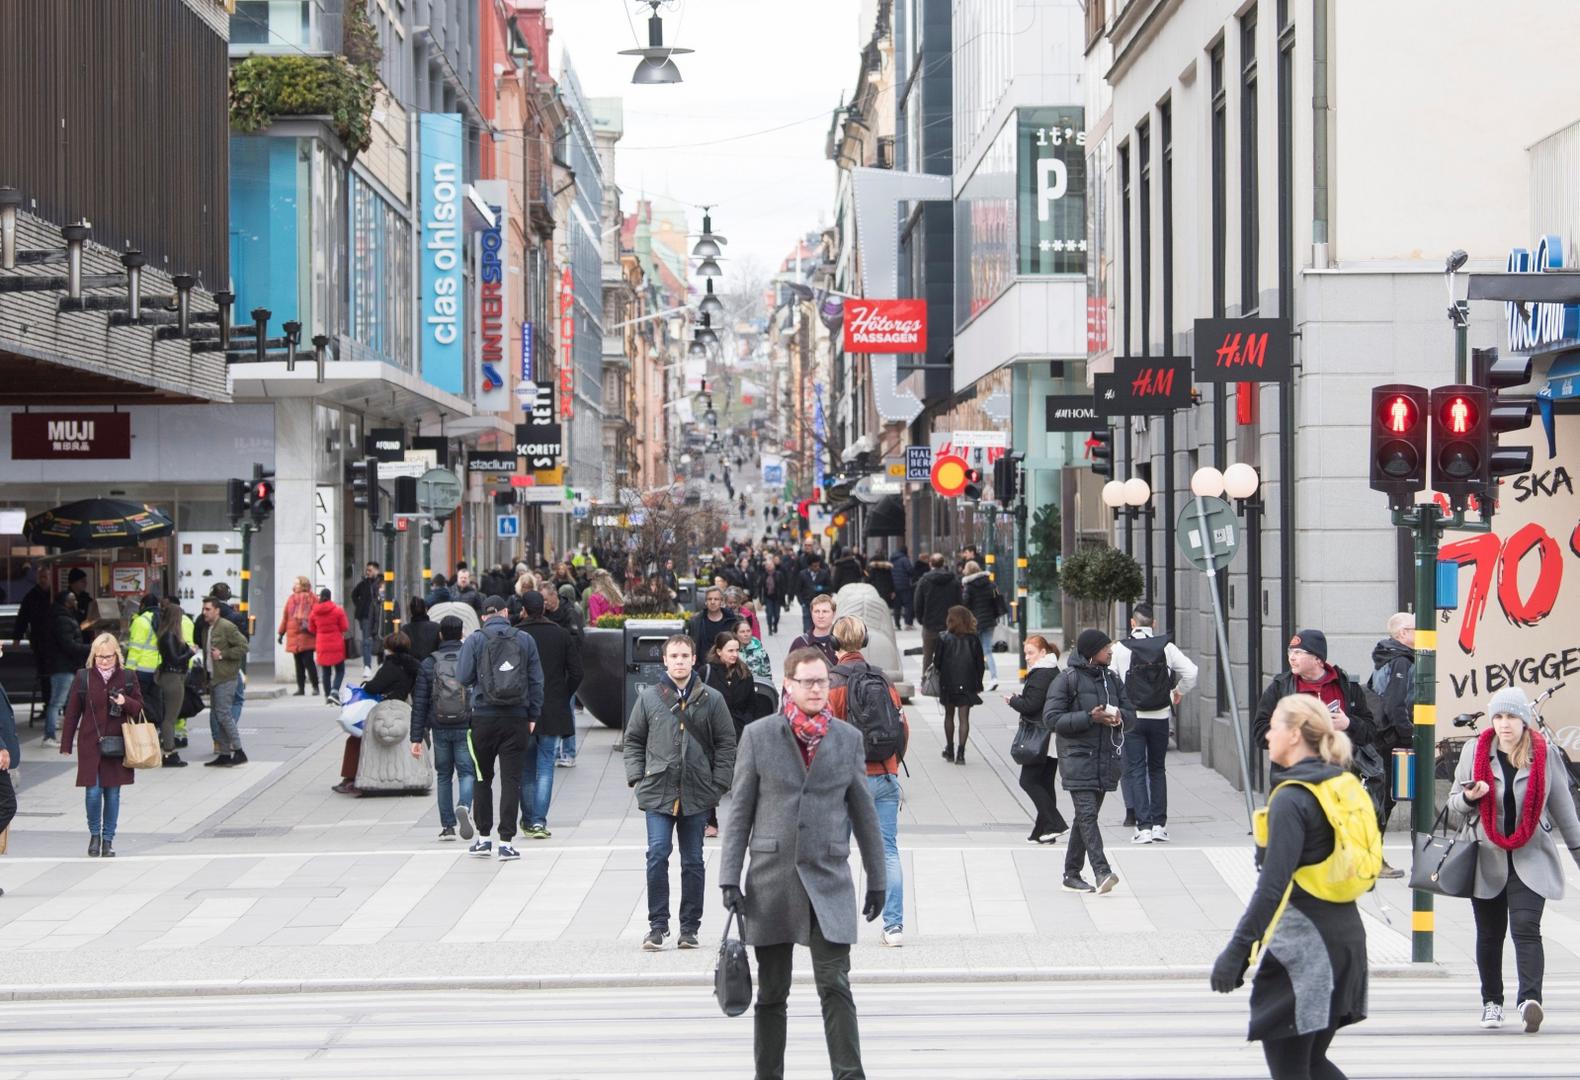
[843,299,927,353]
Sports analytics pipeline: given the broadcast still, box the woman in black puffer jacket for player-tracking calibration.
[1005,634,1067,843]
[961,561,1002,688]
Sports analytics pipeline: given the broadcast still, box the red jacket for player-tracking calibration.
[278,589,316,653]
[308,600,349,666]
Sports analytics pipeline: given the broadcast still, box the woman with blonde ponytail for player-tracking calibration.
[1210,694,1368,1079]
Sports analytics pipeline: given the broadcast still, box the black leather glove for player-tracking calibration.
[1210,942,1251,994]
[721,885,745,915]
[862,889,885,922]
[277,633,285,645]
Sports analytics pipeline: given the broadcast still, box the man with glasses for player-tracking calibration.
[1253,628,1377,784]
[624,634,736,951]
[721,647,886,1079]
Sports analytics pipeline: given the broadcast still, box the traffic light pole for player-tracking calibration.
[381,524,397,636]
[236,519,257,637]
[1394,501,1488,963]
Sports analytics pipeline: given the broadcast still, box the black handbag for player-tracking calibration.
[1409,805,1479,898]
[1010,719,1052,765]
[714,908,753,1018]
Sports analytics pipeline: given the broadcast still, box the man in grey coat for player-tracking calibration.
[624,634,737,951]
[721,646,886,1080]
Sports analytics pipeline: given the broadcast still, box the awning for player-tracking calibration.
[1536,351,1580,459]
[865,494,905,537]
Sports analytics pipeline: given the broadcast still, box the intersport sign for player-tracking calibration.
[843,299,927,354]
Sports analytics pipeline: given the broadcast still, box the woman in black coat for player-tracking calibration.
[704,631,756,836]
[961,561,1003,688]
[404,598,441,661]
[1005,634,1067,843]
[936,605,985,764]
[335,633,420,796]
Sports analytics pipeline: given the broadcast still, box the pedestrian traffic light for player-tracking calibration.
[394,475,418,516]
[1429,384,1487,510]
[350,459,371,509]
[249,476,275,524]
[993,452,1023,505]
[226,478,247,525]
[1369,384,1428,507]
[1473,347,1535,513]
[963,467,984,500]
[1089,429,1114,479]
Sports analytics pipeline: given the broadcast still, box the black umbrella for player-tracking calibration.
[24,498,174,550]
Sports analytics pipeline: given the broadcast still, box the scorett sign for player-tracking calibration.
[842,299,927,354]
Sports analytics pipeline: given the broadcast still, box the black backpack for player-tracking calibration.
[1123,634,1177,711]
[432,646,470,726]
[832,661,906,763]
[477,630,533,707]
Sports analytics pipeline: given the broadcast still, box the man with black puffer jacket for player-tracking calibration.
[410,616,476,843]
[913,553,962,678]
[456,597,543,862]
[1367,613,1416,879]
[1043,629,1135,896]
[1253,629,1377,758]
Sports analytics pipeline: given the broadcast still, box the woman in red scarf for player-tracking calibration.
[1449,688,1580,1034]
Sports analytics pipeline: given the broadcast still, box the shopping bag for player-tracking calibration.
[338,685,380,738]
[1009,719,1052,765]
[121,716,163,769]
[920,665,940,698]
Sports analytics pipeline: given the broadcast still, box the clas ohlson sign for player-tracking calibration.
[420,113,464,395]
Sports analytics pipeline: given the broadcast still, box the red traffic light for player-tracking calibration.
[1379,393,1419,434]
[1439,394,1478,435]
[253,481,270,500]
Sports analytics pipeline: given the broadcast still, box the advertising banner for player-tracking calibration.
[1438,418,1580,757]
[466,451,517,476]
[419,113,464,395]
[559,267,576,420]
[474,179,509,412]
[842,299,927,353]
[1018,107,1087,275]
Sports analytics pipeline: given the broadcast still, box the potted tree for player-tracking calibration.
[1055,542,1145,635]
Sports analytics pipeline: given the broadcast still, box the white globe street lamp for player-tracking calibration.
[1223,462,1261,502]
[1101,479,1127,508]
[1123,477,1152,507]
[1190,465,1225,499]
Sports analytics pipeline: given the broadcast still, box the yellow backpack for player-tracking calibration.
[1250,772,1381,959]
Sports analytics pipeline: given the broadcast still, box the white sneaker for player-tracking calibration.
[1131,828,1153,844]
[881,927,904,947]
[40,736,58,748]
[1519,999,1543,1033]
[986,678,999,691]
[1480,1002,1503,1029]
[1149,826,1170,843]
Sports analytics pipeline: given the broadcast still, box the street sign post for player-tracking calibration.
[1175,494,1255,827]
[496,514,520,538]
[415,468,461,580]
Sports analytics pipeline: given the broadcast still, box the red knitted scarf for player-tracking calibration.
[1473,727,1547,852]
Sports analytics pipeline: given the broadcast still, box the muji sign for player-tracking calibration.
[12,413,131,459]
[843,299,927,354]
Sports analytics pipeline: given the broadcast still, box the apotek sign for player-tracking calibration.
[558,268,575,420]
[842,299,927,353]
[475,179,508,411]
[12,413,131,459]
[419,113,464,395]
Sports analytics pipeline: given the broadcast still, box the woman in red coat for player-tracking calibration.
[277,575,320,697]
[60,633,143,858]
[308,588,349,705]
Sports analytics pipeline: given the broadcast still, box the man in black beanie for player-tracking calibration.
[1042,627,1135,894]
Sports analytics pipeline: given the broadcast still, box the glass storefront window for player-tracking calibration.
[230,135,346,344]
[350,174,414,370]
[954,117,1015,328]
[231,2,329,52]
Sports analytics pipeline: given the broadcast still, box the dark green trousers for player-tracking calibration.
[753,915,864,1080]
